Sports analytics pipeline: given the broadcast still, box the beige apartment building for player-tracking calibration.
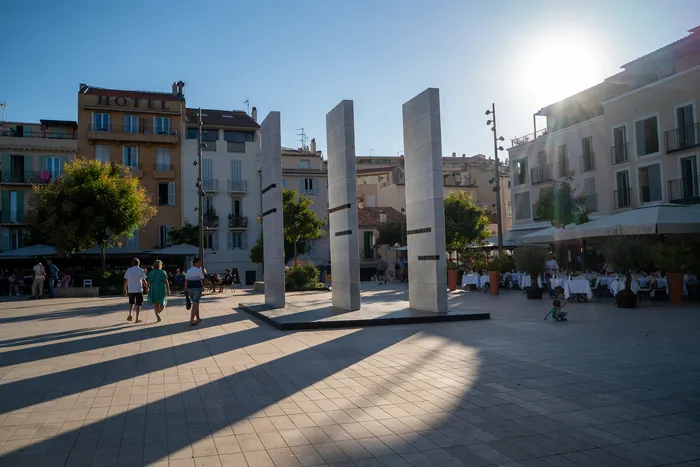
[76,82,186,250]
[508,26,700,239]
[0,120,77,251]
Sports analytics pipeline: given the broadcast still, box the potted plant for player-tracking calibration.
[651,243,694,305]
[486,254,507,295]
[601,230,650,308]
[447,260,459,291]
[513,247,549,299]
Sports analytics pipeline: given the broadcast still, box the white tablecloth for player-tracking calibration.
[480,274,490,285]
[510,273,522,284]
[462,274,480,287]
[520,275,542,288]
[565,279,593,300]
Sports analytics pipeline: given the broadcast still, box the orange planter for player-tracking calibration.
[667,272,683,305]
[489,271,500,295]
[447,270,458,291]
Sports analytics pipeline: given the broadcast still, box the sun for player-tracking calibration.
[520,32,604,105]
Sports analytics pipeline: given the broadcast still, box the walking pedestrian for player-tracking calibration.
[47,259,59,298]
[147,260,170,322]
[124,258,148,323]
[375,255,388,285]
[30,260,46,299]
[184,257,205,326]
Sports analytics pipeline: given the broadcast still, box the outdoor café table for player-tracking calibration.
[564,279,593,301]
[610,278,640,296]
[510,273,522,284]
[461,274,480,288]
[638,277,668,293]
[597,276,614,287]
[480,274,491,292]
[520,274,542,289]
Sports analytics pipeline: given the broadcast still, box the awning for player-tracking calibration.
[151,244,202,256]
[0,244,56,258]
[78,246,151,255]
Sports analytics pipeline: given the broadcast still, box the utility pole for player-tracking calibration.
[486,103,506,255]
[196,108,205,267]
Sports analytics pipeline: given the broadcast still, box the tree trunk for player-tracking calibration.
[101,245,107,270]
[293,241,298,265]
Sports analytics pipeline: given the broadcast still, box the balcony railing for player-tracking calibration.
[611,143,629,165]
[203,140,217,151]
[584,194,598,213]
[228,215,249,229]
[614,188,632,209]
[0,210,23,223]
[154,163,174,172]
[202,179,219,192]
[0,128,77,139]
[579,152,596,173]
[227,141,245,153]
[203,214,219,229]
[510,128,550,147]
[0,170,53,184]
[228,179,248,192]
[665,122,700,153]
[88,124,178,136]
[556,159,569,177]
[668,176,700,203]
[530,165,553,185]
[512,173,527,187]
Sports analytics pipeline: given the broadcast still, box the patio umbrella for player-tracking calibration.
[0,244,56,258]
[78,246,150,255]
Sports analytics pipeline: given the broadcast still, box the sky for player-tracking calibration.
[2,0,700,160]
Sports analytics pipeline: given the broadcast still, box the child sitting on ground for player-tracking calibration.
[546,286,568,321]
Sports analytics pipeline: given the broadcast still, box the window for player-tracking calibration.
[281,178,287,188]
[612,126,628,164]
[223,131,255,142]
[679,156,699,199]
[638,164,662,203]
[158,182,175,206]
[186,128,198,139]
[124,115,139,133]
[506,201,512,218]
[9,190,19,222]
[10,230,21,250]
[156,148,171,170]
[231,197,242,217]
[300,159,310,169]
[227,232,246,250]
[365,195,376,207]
[201,129,218,142]
[204,232,219,250]
[584,177,597,212]
[231,160,242,180]
[557,145,568,176]
[615,171,631,209]
[363,231,375,259]
[95,145,110,163]
[513,192,531,220]
[154,117,170,135]
[158,225,171,248]
[302,178,315,194]
[93,113,110,131]
[46,157,62,179]
[676,104,697,149]
[50,128,66,139]
[581,136,595,172]
[512,159,528,186]
[125,230,139,249]
[635,116,660,157]
[122,146,139,167]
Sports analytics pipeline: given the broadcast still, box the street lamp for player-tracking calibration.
[486,104,506,255]
[194,108,205,267]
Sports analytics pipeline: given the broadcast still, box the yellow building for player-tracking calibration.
[76,82,186,249]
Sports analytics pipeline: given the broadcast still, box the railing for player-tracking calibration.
[668,176,700,202]
[579,153,596,173]
[556,159,569,177]
[0,170,53,184]
[511,128,550,147]
[122,162,143,170]
[584,194,598,212]
[302,188,319,196]
[228,179,248,192]
[202,179,219,192]
[0,128,77,139]
[0,210,22,223]
[88,124,178,136]
[203,140,217,151]
[203,215,219,228]
[530,164,553,185]
[228,215,249,229]
[154,163,174,171]
[614,188,632,209]
[611,143,629,165]
[227,141,245,153]
[665,122,700,153]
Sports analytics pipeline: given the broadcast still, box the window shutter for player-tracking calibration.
[59,156,68,175]
[241,233,248,250]
[313,178,317,194]
[16,190,24,222]
[1,191,8,222]
[24,155,33,173]
[38,155,47,173]
[213,233,220,251]
[1,230,9,252]
[168,182,175,206]
[300,178,305,192]
[227,232,233,250]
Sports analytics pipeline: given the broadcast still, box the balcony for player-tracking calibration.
[153,163,175,180]
[556,159,569,177]
[665,122,700,154]
[122,163,143,178]
[583,193,598,213]
[0,128,77,140]
[668,176,700,204]
[228,215,249,230]
[530,165,553,185]
[0,210,23,224]
[203,140,217,151]
[202,179,219,193]
[512,172,528,187]
[228,179,248,193]
[87,124,179,145]
[203,215,219,229]
[579,152,596,173]
[614,188,633,209]
[227,141,245,153]
[611,143,629,165]
[0,170,52,185]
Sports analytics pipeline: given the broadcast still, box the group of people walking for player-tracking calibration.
[123,257,206,326]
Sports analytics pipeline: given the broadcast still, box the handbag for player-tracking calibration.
[185,292,192,310]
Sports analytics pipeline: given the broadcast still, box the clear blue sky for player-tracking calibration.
[2,0,699,159]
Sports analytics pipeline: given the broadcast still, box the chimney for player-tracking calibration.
[176,80,185,96]
[251,106,257,122]
[462,153,466,158]
[172,82,177,95]
[379,210,387,224]
[310,138,316,153]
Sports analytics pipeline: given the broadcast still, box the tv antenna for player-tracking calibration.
[296,128,308,150]
[244,99,250,115]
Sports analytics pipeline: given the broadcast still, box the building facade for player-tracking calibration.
[182,108,261,284]
[0,120,77,251]
[507,26,700,238]
[76,82,186,250]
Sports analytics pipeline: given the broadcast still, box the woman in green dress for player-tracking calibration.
[147,260,171,322]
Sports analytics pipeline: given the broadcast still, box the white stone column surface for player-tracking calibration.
[402,88,447,313]
[260,111,285,308]
[326,100,361,311]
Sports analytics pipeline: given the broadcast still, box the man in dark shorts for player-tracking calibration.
[124,258,147,323]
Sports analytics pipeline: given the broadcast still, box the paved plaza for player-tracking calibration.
[0,286,699,467]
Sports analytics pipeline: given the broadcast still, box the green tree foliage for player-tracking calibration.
[25,159,157,268]
[601,228,651,294]
[513,247,549,286]
[375,222,405,246]
[249,234,308,265]
[535,174,589,228]
[444,192,490,257]
[168,221,200,246]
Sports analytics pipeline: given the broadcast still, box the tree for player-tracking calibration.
[25,159,157,269]
[249,234,308,264]
[444,192,490,259]
[168,221,199,246]
[534,174,589,228]
[601,228,650,297]
[375,222,405,246]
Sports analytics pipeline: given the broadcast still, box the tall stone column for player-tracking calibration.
[402,88,447,313]
[260,111,285,308]
[326,100,361,311]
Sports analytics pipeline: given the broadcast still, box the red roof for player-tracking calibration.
[357,207,405,228]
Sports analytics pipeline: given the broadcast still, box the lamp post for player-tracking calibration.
[195,108,205,267]
[486,104,506,256]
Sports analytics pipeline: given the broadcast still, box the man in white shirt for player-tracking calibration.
[30,260,46,299]
[124,258,148,323]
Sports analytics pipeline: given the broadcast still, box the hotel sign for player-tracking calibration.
[97,95,170,110]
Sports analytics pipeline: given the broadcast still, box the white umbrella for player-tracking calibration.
[0,244,56,258]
